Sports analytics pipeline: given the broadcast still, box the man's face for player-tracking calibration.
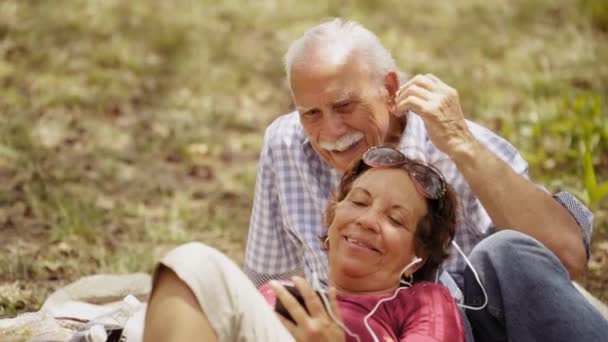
[290,54,396,172]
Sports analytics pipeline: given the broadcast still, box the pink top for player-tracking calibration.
[259,282,465,342]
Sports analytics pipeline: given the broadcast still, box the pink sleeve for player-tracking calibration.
[399,285,465,342]
[258,280,295,307]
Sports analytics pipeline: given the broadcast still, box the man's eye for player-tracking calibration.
[304,109,321,116]
[335,102,354,113]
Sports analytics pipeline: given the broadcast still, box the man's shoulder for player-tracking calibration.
[464,119,521,158]
[264,111,305,148]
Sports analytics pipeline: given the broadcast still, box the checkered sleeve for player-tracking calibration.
[243,129,303,287]
[553,191,594,260]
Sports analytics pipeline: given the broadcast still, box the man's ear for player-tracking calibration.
[384,71,400,100]
[383,71,399,114]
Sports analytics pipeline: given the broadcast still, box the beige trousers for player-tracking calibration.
[154,242,294,342]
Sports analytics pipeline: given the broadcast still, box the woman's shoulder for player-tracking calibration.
[396,282,455,305]
[395,283,466,341]
[409,281,452,294]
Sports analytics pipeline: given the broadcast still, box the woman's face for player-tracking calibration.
[328,168,428,293]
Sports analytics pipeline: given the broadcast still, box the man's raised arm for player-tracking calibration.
[396,73,591,278]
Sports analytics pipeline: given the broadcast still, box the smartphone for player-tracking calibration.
[274,284,326,324]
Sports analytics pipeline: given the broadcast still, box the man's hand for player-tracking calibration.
[395,73,476,157]
[395,74,586,278]
[271,276,346,342]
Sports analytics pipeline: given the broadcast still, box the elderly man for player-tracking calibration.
[243,19,608,341]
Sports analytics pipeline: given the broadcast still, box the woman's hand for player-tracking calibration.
[271,276,346,342]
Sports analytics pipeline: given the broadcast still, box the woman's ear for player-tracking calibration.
[410,254,429,275]
[412,258,426,273]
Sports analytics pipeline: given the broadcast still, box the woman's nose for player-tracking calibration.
[357,208,381,233]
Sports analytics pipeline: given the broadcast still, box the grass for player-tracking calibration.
[0,0,607,317]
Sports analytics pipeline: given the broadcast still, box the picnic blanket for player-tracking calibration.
[0,273,150,342]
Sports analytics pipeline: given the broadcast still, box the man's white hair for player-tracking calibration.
[283,18,405,88]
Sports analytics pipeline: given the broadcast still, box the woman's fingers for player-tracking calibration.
[293,276,325,317]
[276,313,298,337]
[270,281,309,324]
[272,280,347,342]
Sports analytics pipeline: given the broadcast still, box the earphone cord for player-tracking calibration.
[312,257,418,342]
[451,240,488,311]
[362,256,421,342]
[312,271,362,342]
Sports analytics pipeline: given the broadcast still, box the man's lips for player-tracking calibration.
[328,141,364,163]
[327,137,363,154]
[343,235,382,254]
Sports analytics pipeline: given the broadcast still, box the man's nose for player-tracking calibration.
[323,112,347,138]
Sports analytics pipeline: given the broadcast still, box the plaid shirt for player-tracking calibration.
[244,111,593,289]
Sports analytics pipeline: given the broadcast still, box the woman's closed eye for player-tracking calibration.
[349,197,368,206]
[387,208,411,229]
[346,188,371,206]
[388,215,404,227]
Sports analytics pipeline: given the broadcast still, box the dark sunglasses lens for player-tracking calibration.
[364,147,406,166]
[409,164,444,198]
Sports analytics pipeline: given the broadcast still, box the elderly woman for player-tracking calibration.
[144,146,464,342]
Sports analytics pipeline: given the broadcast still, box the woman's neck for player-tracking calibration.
[330,275,401,296]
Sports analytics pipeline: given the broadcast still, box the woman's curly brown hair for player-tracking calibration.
[321,158,458,283]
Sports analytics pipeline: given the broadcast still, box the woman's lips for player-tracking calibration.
[343,235,381,254]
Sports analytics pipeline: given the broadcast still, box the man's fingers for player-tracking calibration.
[425,73,443,85]
[397,74,436,97]
[425,73,457,96]
[398,84,433,102]
[398,74,428,93]
[396,95,431,116]
[293,276,324,317]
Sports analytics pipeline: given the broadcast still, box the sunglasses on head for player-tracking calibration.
[356,146,447,200]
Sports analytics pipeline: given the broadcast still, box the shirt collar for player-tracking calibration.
[399,111,429,163]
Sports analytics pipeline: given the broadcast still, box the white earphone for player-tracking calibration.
[400,256,423,282]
